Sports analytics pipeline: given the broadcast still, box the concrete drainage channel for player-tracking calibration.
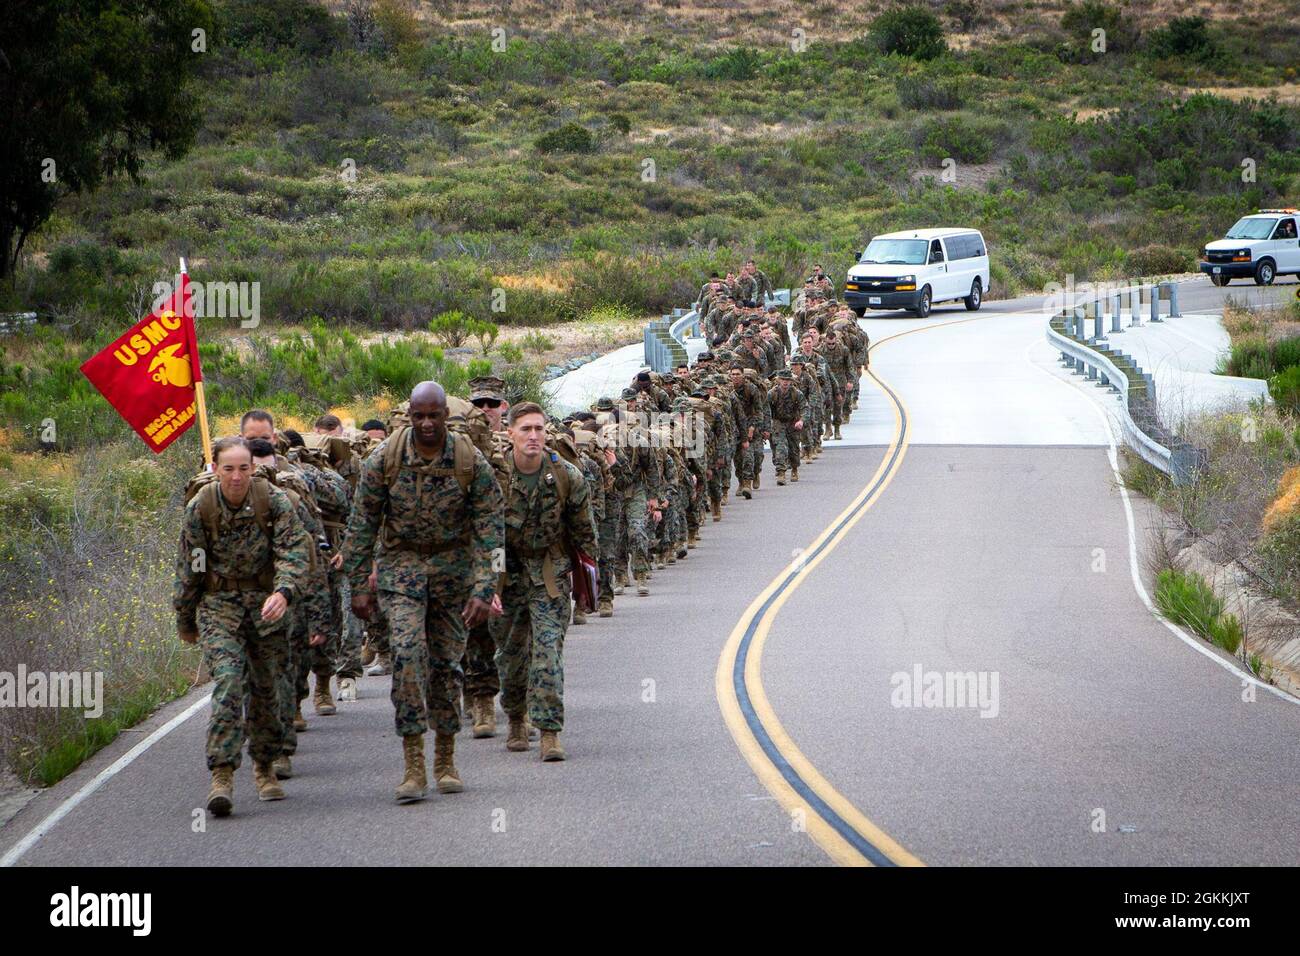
[1046,281,1206,485]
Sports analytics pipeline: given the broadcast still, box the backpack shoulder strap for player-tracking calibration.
[383,427,409,488]
[547,452,571,507]
[250,476,273,540]
[198,481,221,550]
[452,433,474,494]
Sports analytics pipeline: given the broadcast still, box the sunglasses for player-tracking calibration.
[472,398,503,409]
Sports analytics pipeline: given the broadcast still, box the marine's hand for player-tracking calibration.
[261,591,288,623]
[351,590,373,621]
[462,596,493,629]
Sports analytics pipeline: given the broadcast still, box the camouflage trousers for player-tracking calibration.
[771,422,802,474]
[598,503,622,594]
[732,437,754,482]
[381,585,470,738]
[490,575,569,732]
[276,607,312,757]
[364,593,390,655]
[200,592,289,770]
[753,433,767,478]
[803,406,821,456]
[463,622,499,700]
[335,573,365,681]
[616,489,651,575]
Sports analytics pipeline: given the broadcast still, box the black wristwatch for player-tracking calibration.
[276,587,293,604]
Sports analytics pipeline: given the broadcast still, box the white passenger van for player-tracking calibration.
[845,228,990,318]
[1200,209,1300,286]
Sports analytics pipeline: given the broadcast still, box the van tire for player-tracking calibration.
[912,286,932,318]
[852,307,866,318]
[964,279,982,311]
[1210,274,1231,287]
[1254,260,1276,286]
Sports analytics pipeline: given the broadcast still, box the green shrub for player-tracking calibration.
[1155,567,1223,638]
[1146,17,1219,63]
[430,310,472,348]
[869,7,946,61]
[471,318,499,355]
[1269,364,1300,413]
[702,48,762,81]
[1209,613,1243,654]
[219,0,344,56]
[920,117,995,164]
[608,112,632,135]
[521,331,555,354]
[1060,1,1141,57]
[944,0,983,32]
[498,342,524,364]
[1125,244,1191,277]
[535,123,595,154]
[896,74,966,110]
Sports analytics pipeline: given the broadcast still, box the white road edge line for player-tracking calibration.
[1024,337,1298,706]
[0,690,213,867]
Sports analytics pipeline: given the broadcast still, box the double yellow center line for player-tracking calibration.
[714,315,991,866]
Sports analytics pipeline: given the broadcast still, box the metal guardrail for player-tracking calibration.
[1046,280,1202,485]
[645,289,792,372]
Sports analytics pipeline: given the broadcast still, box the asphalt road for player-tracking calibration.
[3,273,1298,866]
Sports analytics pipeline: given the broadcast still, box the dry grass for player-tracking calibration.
[328,0,1300,45]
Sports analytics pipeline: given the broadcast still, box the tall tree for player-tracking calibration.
[0,0,214,279]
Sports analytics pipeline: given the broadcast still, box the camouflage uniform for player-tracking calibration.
[342,430,504,738]
[492,453,597,731]
[612,409,662,577]
[175,480,310,770]
[767,375,809,479]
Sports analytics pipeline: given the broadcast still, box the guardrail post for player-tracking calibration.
[1131,287,1144,327]
[1109,290,1122,333]
[1149,285,1162,323]
[1091,298,1104,341]
[1157,280,1180,319]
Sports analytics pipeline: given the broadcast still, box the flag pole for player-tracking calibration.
[180,257,213,467]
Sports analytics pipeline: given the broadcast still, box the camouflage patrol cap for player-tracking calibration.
[620,387,639,399]
[774,369,793,380]
[790,352,808,365]
[468,375,507,403]
[690,387,710,398]
[593,396,615,411]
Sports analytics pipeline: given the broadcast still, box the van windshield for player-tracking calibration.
[1225,217,1277,240]
[859,239,928,265]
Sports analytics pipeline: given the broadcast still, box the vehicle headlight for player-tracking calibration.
[898,275,915,284]
[1233,249,1252,261]
[1201,248,1209,259]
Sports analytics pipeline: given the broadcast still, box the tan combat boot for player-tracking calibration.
[688,531,699,549]
[712,501,722,522]
[753,471,761,490]
[395,734,427,803]
[472,696,497,739]
[206,766,234,817]
[739,480,752,499]
[313,675,336,716]
[364,652,391,677]
[791,469,799,483]
[293,705,307,732]
[722,489,729,505]
[540,731,566,762]
[272,755,292,779]
[833,424,842,440]
[506,715,530,752]
[614,572,627,595]
[636,572,649,596]
[598,595,613,618]
[776,471,786,486]
[666,550,677,565]
[433,732,464,794]
[254,762,285,802]
[360,643,377,667]
[573,606,587,625]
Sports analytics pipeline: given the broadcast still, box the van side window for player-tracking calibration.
[929,240,945,263]
[1275,218,1297,240]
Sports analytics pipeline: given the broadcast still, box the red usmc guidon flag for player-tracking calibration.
[80,273,203,453]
